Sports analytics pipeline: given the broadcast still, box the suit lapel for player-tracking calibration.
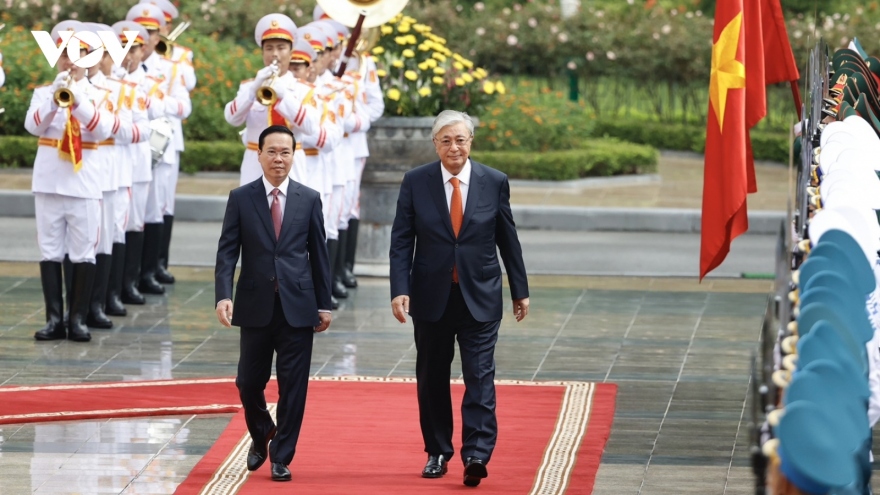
[459,160,485,235]
[427,161,455,238]
[279,180,303,242]
[249,180,276,244]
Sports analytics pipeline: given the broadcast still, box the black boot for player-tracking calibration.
[67,262,96,342]
[138,223,165,295]
[106,243,127,316]
[327,238,348,299]
[87,254,113,329]
[342,218,359,288]
[63,254,73,321]
[122,231,146,305]
[34,261,66,341]
[335,230,351,296]
[156,214,175,284]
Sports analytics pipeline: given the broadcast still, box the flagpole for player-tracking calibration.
[789,81,803,121]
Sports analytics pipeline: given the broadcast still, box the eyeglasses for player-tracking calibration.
[264,149,292,159]
[435,136,472,149]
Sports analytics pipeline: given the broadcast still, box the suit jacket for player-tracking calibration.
[215,177,332,328]
[390,160,529,323]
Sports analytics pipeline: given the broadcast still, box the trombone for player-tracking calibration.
[257,59,280,106]
[54,73,74,108]
[156,21,191,58]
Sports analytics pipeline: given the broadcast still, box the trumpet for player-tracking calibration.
[256,59,280,106]
[54,73,74,108]
[156,21,191,58]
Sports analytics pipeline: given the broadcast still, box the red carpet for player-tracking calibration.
[174,377,617,495]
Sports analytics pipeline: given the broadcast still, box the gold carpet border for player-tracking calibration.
[199,377,597,495]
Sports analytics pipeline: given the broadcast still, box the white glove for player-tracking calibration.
[52,71,70,91]
[113,65,128,79]
[254,65,277,87]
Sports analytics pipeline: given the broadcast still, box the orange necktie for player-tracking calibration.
[450,177,463,282]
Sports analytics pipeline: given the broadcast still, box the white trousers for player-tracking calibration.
[154,160,179,216]
[98,190,115,255]
[338,180,356,231]
[113,187,130,244]
[144,176,164,224]
[34,193,100,264]
[128,181,150,232]
[351,157,366,220]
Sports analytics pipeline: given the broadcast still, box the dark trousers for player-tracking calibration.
[237,294,314,466]
[413,284,500,465]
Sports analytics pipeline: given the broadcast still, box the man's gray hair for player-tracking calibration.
[432,110,475,139]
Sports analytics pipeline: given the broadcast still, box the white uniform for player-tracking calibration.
[25,78,114,264]
[143,52,192,218]
[169,44,197,91]
[348,55,384,220]
[299,93,344,239]
[224,71,321,186]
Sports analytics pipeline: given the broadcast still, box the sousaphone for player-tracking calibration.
[317,0,409,76]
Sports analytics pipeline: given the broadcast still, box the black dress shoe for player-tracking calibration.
[463,457,488,487]
[246,426,276,471]
[421,454,448,478]
[270,462,291,481]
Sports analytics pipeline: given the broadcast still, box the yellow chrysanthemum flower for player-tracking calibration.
[418,43,430,52]
[433,67,446,75]
[404,70,418,81]
[483,81,496,94]
[403,49,415,58]
[398,23,411,33]
[414,24,429,33]
[425,58,438,68]
[453,54,464,62]
[418,87,431,97]
[432,52,447,62]
[462,59,474,69]
[377,69,387,78]
[435,37,447,45]
[392,60,404,68]
[405,35,417,44]
[387,88,401,101]
[418,61,429,71]
[462,73,473,83]
[496,81,506,94]
[453,61,464,71]
[472,71,484,80]
[454,78,464,86]
[432,76,444,84]
[381,25,393,35]
[394,36,407,45]
[372,46,385,55]
[403,16,417,24]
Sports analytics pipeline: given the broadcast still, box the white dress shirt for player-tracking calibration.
[440,159,471,213]
[262,175,289,215]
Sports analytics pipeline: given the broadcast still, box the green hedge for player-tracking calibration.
[0,136,657,181]
[472,138,657,181]
[593,119,789,164]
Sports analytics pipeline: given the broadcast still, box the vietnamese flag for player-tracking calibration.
[700,0,748,280]
[58,107,84,173]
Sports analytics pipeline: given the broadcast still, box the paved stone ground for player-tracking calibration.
[0,262,784,494]
[0,152,789,211]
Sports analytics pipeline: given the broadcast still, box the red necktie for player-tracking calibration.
[271,188,282,240]
[449,177,463,283]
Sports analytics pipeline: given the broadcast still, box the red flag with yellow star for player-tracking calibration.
[700,0,748,280]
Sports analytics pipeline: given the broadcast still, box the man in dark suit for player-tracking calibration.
[215,125,332,482]
[389,110,530,487]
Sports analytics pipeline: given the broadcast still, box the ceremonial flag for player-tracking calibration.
[58,108,83,172]
[761,0,800,86]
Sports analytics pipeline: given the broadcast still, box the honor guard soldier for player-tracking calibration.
[111,18,168,306]
[224,13,320,186]
[103,23,152,317]
[25,20,115,342]
[145,0,197,284]
[81,22,136,329]
[126,3,192,293]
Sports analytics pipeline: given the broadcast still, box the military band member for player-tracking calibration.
[111,18,166,305]
[82,22,136,329]
[145,0,197,284]
[105,22,152,316]
[224,14,320,187]
[126,3,192,293]
[25,20,114,342]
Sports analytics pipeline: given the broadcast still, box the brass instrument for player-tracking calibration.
[355,27,379,79]
[256,59,280,106]
[316,0,409,29]
[54,73,74,108]
[156,21,191,58]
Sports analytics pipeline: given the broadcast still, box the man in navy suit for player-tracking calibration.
[215,125,332,482]
[389,110,530,487]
